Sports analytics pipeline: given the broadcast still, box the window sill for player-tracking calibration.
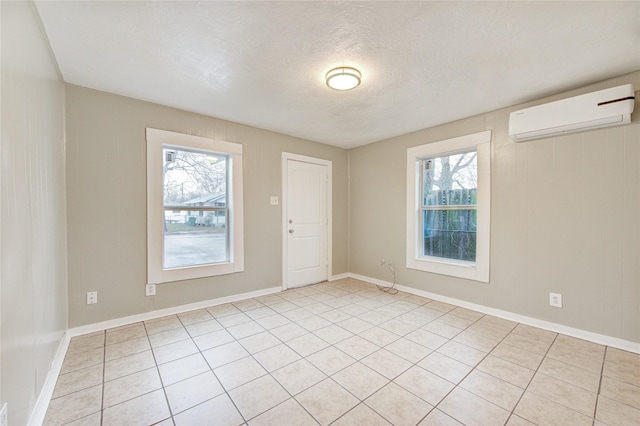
[151,261,244,285]
[418,256,476,268]
[407,256,488,282]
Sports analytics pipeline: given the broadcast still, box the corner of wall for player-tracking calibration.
[1,1,69,424]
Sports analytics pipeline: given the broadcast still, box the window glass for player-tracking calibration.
[421,151,477,262]
[422,152,477,206]
[163,210,228,268]
[163,149,227,207]
[422,209,476,261]
[162,148,228,269]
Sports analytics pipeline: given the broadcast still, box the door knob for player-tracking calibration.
[289,229,295,234]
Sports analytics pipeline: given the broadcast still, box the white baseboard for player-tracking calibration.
[329,273,349,281]
[68,286,281,338]
[30,274,639,425]
[31,285,282,425]
[350,273,640,354]
[28,330,71,426]
[349,273,396,289]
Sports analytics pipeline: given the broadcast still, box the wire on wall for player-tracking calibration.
[378,259,398,294]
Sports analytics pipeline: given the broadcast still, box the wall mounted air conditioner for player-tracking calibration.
[509,84,635,142]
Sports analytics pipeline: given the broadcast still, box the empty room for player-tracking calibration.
[2,1,639,425]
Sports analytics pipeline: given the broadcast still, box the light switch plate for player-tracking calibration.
[270,196,279,205]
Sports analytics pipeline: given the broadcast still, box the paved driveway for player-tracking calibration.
[164,233,227,269]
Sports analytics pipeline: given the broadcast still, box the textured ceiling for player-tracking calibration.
[35,1,640,149]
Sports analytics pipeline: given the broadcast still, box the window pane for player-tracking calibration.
[423,151,477,207]
[164,210,228,269]
[162,148,229,269]
[163,148,227,207]
[423,209,476,261]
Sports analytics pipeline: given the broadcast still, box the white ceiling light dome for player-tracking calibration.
[326,67,362,91]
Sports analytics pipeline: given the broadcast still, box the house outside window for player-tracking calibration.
[162,150,229,269]
[406,131,491,282]
[147,128,244,284]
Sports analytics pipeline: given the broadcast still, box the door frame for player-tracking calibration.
[281,152,332,290]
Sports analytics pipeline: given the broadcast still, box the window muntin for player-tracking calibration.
[406,131,491,282]
[147,128,244,284]
[420,150,477,262]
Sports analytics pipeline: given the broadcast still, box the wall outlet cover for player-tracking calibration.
[270,196,279,205]
[549,292,562,308]
[86,291,98,305]
[146,284,157,296]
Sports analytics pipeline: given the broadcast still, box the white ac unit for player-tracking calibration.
[509,84,635,142]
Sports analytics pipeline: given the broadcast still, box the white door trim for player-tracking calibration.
[281,152,332,290]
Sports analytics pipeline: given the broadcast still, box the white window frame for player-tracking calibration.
[406,130,491,282]
[146,128,244,284]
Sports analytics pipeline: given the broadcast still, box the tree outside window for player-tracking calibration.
[162,148,229,269]
[421,150,477,262]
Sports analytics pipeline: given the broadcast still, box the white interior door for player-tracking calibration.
[285,158,328,288]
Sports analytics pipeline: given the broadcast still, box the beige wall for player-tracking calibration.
[65,85,349,327]
[349,71,640,344]
[67,73,640,342]
[3,5,637,421]
[0,2,68,424]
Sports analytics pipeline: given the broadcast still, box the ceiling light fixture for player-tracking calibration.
[325,67,361,91]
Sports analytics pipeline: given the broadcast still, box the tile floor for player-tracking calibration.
[44,278,640,426]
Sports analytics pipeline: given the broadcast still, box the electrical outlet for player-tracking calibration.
[86,291,98,305]
[1,402,8,426]
[270,196,279,205]
[146,284,156,296]
[549,292,562,308]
